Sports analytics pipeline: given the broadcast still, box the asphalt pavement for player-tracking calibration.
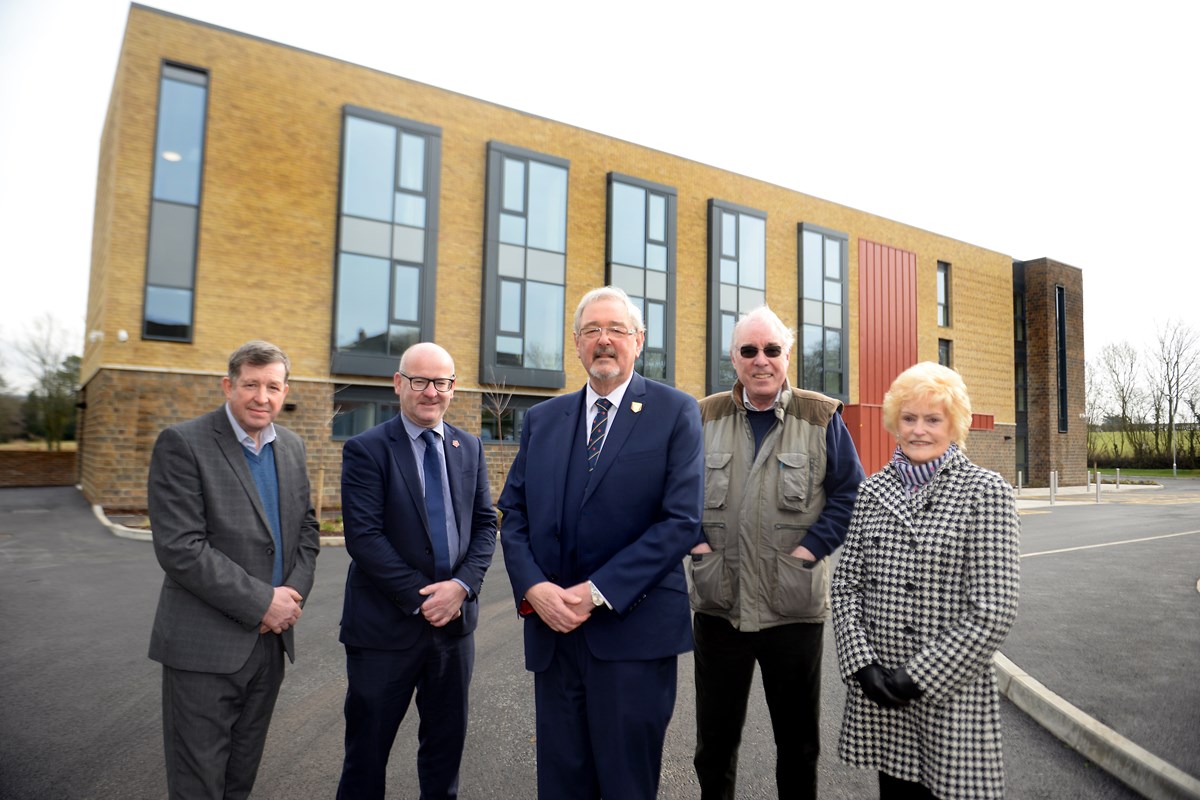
[1,481,1196,799]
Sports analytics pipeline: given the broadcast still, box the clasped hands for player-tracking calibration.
[524,581,596,633]
[419,580,466,627]
[854,663,924,709]
[260,586,303,634]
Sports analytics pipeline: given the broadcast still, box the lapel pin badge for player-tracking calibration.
[631,402,643,413]
[452,439,460,448]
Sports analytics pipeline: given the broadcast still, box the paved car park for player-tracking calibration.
[2,481,1195,798]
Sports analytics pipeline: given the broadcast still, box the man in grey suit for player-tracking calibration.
[148,340,321,800]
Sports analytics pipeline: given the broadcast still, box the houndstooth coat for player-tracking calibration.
[832,448,1019,799]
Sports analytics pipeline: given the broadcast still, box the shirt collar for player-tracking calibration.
[741,386,783,412]
[399,412,445,442]
[224,403,277,453]
[586,373,634,414]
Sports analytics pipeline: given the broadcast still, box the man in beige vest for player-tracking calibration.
[687,306,864,800]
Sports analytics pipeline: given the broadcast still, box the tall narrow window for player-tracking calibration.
[481,143,568,388]
[143,64,208,341]
[332,107,441,378]
[607,174,676,383]
[799,223,849,400]
[938,338,952,367]
[937,261,951,327]
[708,200,766,393]
[1056,285,1068,432]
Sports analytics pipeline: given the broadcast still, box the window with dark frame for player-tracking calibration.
[332,107,441,379]
[937,261,951,327]
[480,395,546,443]
[1056,285,1068,432]
[708,200,767,393]
[481,143,568,389]
[799,223,849,400]
[938,338,952,367]
[330,385,400,440]
[607,174,677,383]
[143,63,208,342]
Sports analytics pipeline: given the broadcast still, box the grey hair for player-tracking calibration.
[731,306,795,355]
[228,340,290,382]
[573,286,646,333]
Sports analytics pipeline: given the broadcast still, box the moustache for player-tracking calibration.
[593,346,618,358]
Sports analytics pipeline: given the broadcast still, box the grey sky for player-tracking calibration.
[1,0,1196,390]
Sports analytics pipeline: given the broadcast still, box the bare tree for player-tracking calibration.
[1097,341,1149,460]
[14,315,81,451]
[481,372,514,444]
[1083,359,1104,462]
[1150,320,1200,473]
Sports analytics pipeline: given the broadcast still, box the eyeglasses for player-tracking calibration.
[577,326,637,340]
[398,372,456,392]
[738,344,784,359]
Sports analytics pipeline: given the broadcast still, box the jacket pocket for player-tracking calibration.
[770,553,828,618]
[705,452,733,509]
[776,452,810,511]
[685,550,732,611]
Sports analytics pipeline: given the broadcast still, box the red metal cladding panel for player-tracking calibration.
[858,240,918,405]
[970,413,995,431]
[844,403,890,476]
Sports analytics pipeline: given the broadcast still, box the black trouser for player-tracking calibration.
[693,613,823,800]
[879,770,937,799]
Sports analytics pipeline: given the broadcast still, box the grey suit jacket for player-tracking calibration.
[148,406,320,674]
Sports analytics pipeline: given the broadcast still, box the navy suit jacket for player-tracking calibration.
[339,413,497,648]
[498,373,704,671]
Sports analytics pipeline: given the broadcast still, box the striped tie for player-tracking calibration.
[587,398,612,472]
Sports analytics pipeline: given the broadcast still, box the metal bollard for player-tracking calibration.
[1096,471,1102,503]
[1017,471,1023,496]
[1116,468,1120,489]
[1049,471,1057,506]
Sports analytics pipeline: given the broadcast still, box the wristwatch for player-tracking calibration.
[588,580,605,607]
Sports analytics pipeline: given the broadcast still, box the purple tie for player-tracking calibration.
[587,398,612,472]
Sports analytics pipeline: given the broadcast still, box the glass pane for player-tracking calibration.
[802,324,822,390]
[526,249,565,284]
[740,215,765,290]
[524,282,564,370]
[824,302,840,327]
[646,243,667,271]
[824,370,842,395]
[645,269,667,301]
[393,264,419,322]
[720,283,738,313]
[332,401,374,439]
[718,359,736,388]
[394,193,425,227]
[342,117,396,221]
[398,133,425,192]
[388,324,419,356]
[648,193,666,242]
[825,329,841,371]
[937,271,947,304]
[824,238,841,279]
[527,161,567,253]
[611,264,645,297]
[803,299,823,326]
[739,288,765,313]
[802,230,823,300]
[153,78,206,205]
[147,201,196,288]
[647,302,664,349]
[341,216,391,258]
[611,182,646,267]
[643,349,666,381]
[500,280,522,332]
[825,279,841,303]
[496,335,523,366]
[336,254,389,351]
[721,312,735,352]
[499,213,525,245]
[144,286,192,338]
[721,211,737,258]
[720,258,738,285]
[392,225,424,264]
[498,243,525,278]
[503,158,524,212]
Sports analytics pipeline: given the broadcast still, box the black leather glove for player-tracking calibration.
[885,667,923,702]
[854,664,906,709]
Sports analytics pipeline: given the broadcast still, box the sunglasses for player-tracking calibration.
[738,345,783,359]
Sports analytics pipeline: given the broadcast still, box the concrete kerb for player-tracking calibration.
[995,652,1200,800]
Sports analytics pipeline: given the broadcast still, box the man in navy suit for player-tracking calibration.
[499,286,704,799]
[336,342,498,800]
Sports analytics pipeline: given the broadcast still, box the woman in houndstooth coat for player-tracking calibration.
[832,362,1020,799]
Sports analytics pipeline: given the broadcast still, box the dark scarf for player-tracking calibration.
[892,442,958,495]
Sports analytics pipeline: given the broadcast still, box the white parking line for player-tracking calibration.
[1023,529,1200,559]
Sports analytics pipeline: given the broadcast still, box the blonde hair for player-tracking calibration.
[882,361,973,445]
